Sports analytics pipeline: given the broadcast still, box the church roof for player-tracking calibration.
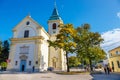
[49,7,62,20]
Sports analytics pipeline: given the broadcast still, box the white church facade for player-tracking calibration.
[7,5,67,72]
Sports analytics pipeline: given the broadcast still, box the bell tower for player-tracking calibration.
[48,1,66,71]
[48,1,63,35]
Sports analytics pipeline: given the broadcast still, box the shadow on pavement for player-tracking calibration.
[91,72,120,80]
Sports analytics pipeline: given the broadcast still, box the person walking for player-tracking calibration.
[104,67,107,74]
[107,66,110,74]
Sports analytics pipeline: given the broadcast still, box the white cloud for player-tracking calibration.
[101,28,120,52]
[117,12,120,18]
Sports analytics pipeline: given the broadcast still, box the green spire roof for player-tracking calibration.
[49,7,62,20]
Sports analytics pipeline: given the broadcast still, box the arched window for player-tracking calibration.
[52,23,56,29]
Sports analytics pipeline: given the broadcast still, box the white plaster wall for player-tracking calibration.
[40,41,49,70]
[7,44,16,70]
[40,29,49,40]
[13,31,18,38]
[11,18,50,71]
[17,26,36,38]
[40,29,49,70]
[49,47,61,68]
[13,18,40,38]
[13,42,35,70]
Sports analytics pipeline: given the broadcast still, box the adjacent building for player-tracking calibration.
[7,4,67,72]
[108,46,120,72]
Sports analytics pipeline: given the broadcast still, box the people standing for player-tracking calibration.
[112,66,114,72]
[33,66,35,72]
[104,67,107,74]
[104,65,110,75]
[107,66,110,74]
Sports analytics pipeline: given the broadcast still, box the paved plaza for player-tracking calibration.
[0,72,92,80]
[0,72,120,80]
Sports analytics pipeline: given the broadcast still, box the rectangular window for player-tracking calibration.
[20,46,29,54]
[36,61,38,64]
[111,61,114,67]
[24,30,29,38]
[29,61,31,66]
[116,51,119,55]
[53,31,56,33]
[117,61,120,68]
[109,53,112,57]
[118,51,120,54]
[111,53,112,56]
[15,61,18,65]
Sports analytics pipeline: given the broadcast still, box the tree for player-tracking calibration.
[75,24,106,71]
[68,56,80,67]
[2,40,9,61]
[48,24,77,72]
[0,40,3,64]
[0,62,7,71]
[0,40,9,64]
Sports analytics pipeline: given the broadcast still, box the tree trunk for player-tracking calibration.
[66,51,70,72]
[89,59,93,72]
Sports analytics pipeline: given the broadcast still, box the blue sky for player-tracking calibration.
[0,0,120,51]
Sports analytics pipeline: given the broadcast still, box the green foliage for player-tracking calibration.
[0,40,9,64]
[75,24,106,71]
[0,40,2,54]
[2,40,9,61]
[88,47,106,61]
[0,62,7,67]
[0,40,3,64]
[68,56,80,67]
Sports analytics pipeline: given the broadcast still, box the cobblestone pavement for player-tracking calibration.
[0,72,93,80]
[92,73,120,80]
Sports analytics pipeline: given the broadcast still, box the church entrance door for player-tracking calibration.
[20,60,26,72]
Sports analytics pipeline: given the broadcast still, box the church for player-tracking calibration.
[7,4,67,72]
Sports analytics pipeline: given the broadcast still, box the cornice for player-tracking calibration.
[109,54,120,58]
[108,46,120,52]
[11,36,44,42]
[47,20,63,23]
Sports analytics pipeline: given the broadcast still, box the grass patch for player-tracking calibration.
[55,71,90,75]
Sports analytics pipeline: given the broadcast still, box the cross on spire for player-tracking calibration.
[27,12,31,17]
[54,0,56,8]
[48,0,62,20]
